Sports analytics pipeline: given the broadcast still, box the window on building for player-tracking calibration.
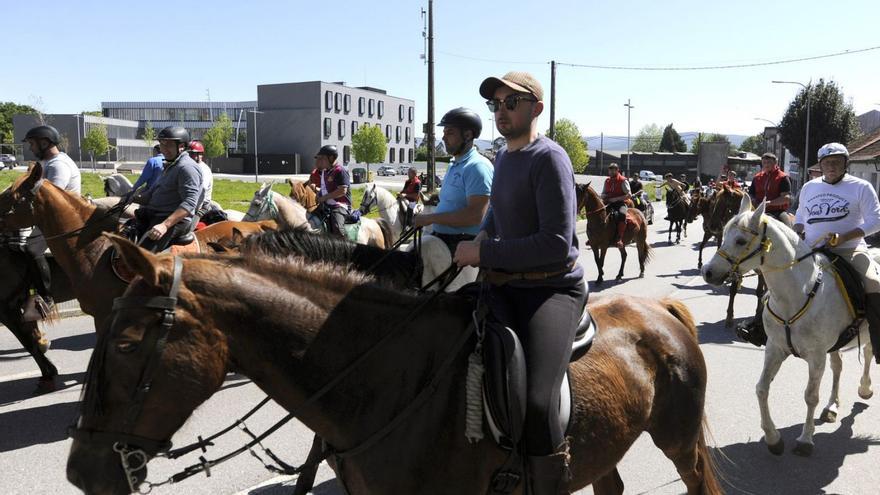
[368,99,375,117]
[351,121,358,136]
[325,91,333,111]
[344,94,351,113]
[408,149,414,163]
[324,118,332,138]
[343,145,351,164]
[399,104,405,121]
[378,100,385,118]
[385,125,391,142]
[408,106,414,122]
[405,127,411,144]
[389,148,395,163]
[399,148,405,163]
[339,119,346,138]
[334,93,342,112]
[358,97,365,116]
[395,126,401,143]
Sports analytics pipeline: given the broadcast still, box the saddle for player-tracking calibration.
[113,221,200,283]
[822,249,867,352]
[481,304,596,449]
[314,207,362,242]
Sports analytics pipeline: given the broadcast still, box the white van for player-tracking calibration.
[639,170,658,181]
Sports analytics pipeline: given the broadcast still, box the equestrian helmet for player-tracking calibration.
[316,145,338,159]
[438,107,482,140]
[22,125,61,145]
[189,140,205,153]
[157,126,190,145]
[817,142,849,163]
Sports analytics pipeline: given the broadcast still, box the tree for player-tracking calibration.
[548,118,589,173]
[81,124,112,166]
[352,124,387,176]
[691,133,735,156]
[142,121,156,148]
[659,123,686,152]
[778,79,860,171]
[415,143,429,161]
[0,102,38,153]
[631,123,662,152]
[202,113,234,159]
[739,133,766,155]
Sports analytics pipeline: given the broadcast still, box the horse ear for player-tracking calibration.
[207,241,229,253]
[231,227,245,244]
[103,233,163,287]
[738,193,751,215]
[751,201,767,228]
[20,161,43,190]
[585,181,591,189]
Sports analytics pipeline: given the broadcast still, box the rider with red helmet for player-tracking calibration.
[188,140,213,214]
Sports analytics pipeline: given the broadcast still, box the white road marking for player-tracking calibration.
[0,370,41,383]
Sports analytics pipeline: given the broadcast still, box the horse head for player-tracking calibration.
[0,161,44,229]
[243,183,274,221]
[68,234,227,495]
[707,187,745,234]
[360,183,378,215]
[702,195,769,285]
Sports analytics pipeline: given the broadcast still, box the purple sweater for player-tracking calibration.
[480,136,584,287]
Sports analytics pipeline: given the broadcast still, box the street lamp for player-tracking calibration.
[773,80,811,190]
[753,117,778,126]
[248,109,264,183]
[624,99,634,176]
[74,113,83,167]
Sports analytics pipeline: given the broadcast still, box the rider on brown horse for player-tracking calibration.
[601,163,631,248]
[310,145,352,240]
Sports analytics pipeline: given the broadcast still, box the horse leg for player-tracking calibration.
[757,345,787,455]
[725,279,739,328]
[4,317,58,394]
[793,352,827,456]
[292,434,324,495]
[820,351,843,423]
[667,220,672,243]
[616,247,626,280]
[697,234,709,269]
[593,247,604,285]
[859,340,874,399]
[591,467,624,495]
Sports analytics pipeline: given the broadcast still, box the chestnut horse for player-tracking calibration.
[576,183,651,284]
[67,237,720,495]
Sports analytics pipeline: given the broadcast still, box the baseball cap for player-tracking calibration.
[761,152,777,161]
[479,71,544,101]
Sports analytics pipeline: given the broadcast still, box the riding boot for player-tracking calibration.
[528,442,571,495]
[736,305,767,347]
[615,221,626,248]
[23,254,54,322]
[865,293,880,364]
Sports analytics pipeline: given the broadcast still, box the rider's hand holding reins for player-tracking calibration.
[148,223,168,240]
[454,231,486,267]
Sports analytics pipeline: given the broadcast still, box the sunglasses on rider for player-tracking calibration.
[485,94,537,113]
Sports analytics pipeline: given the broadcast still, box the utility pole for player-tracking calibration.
[624,99,634,177]
[600,132,604,172]
[425,1,436,192]
[248,109,264,183]
[549,60,556,140]
[207,89,213,122]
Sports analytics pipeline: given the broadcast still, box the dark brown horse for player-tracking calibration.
[67,237,719,495]
[665,186,689,244]
[576,183,651,284]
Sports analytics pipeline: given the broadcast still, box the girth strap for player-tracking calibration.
[766,270,823,358]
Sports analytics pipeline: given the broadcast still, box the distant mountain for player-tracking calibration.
[584,132,749,152]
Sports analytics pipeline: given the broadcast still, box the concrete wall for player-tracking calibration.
[698,142,729,179]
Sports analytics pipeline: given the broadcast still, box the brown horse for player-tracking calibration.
[67,237,720,495]
[576,183,651,284]
[287,178,318,213]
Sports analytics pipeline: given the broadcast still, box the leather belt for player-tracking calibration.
[482,263,575,286]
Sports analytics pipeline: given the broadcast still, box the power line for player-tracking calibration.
[436,50,547,65]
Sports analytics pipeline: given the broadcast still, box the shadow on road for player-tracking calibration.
[697,318,747,346]
[246,478,344,494]
[656,267,702,279]
[0,371,84,407]
[0,399,80,452]
[50,332,97,352]
[713,402,879,495]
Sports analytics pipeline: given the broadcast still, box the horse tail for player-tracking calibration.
[660,298,697,340]
[638,217,653,266]
[696,417,724,495]
[376,218,394,249]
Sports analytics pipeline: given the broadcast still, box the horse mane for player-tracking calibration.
[288,179,318,212]
[237,227,423,290]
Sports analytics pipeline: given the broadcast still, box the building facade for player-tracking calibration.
[250,81,416,171]
[14,114,151,165]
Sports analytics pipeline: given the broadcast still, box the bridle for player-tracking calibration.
[715,220,773,277]
[69,256,184,494]
[0,178,44,218]
[243,190,277,221]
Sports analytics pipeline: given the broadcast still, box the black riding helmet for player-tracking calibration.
[438,108,482,140]
[157,126,190,145]
[316,144,338,159]
[22,125,61,145]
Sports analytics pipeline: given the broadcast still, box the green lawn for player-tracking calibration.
[0,170,387,218]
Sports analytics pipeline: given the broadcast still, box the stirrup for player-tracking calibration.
[23,294,53,322]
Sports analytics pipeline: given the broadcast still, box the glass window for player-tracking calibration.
[399,104,405,121]
[334,92,342,112]
[378,100,385,118]
[395,126,401,142]
[325,91,333,111]
[405,127,411,144]
[408,106,414,122]
[389,148,395,163]
[399,148,405,163]
[358,97,365,116]
[408,149,414,163]
[338,119,346,138]
[343,145,351,164]
[324,118,331,138]
[351,121,358,135]
[385,125,391,142]
[368,99,375,117]
[344,94,351,113]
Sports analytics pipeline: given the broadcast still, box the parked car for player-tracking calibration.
[377,166,397,177]
[639,170,658,181]
[634,190,654,225]
[397,165,411,175]
[0,154,17,169]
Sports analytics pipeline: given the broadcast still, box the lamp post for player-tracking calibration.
[753,117,777,126]
[624,99,634,176]
[248,109,264,183]
[74,113,83,166]
[773,80,811,190]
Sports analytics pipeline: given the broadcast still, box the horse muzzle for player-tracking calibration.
[67,439,143,495]
[701,259,730,286]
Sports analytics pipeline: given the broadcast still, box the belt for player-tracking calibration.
[482,262,575,286]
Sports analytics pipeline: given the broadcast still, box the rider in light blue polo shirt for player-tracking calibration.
[414,107,493,252]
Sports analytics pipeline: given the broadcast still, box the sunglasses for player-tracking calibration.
[486,94,537,112]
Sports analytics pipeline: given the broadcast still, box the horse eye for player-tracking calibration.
[735,238,747,246]
[116,341,138,354]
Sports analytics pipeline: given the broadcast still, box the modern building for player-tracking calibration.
[13,113,151,165]
[102,100,256,146]
[248,81,416,172]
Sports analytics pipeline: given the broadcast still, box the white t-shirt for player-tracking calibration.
[198,161,213,204]
[795,174,880,250]
[42,152,81,194]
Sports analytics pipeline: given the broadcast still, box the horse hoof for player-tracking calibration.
[639,272,645,278]
[697,262,703,269]
[725,319,734,329]
[858,388,874,400]
[37,337,51,354]
[793,441,813,457]
[766,437,784,456]
[34,377,57,395]
[820,408,838,423]
[616,275,623,281]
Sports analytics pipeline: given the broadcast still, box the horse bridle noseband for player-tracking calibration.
[69,256,184,493]
[715,220,772,277]
[0,178,44,218]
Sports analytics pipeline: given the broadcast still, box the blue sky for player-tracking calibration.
[4,0,879,142]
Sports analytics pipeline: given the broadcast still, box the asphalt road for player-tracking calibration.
[2,202,879,494]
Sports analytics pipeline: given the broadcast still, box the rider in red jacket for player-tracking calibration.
[601,163,631,248]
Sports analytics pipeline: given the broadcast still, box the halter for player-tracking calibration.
[715,220,773,276]
[69,256,184,494]
[0,178,44,217]
[243,190,278,221]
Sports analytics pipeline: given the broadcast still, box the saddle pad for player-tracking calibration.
[343,222,361,243]
[822,248,865,317]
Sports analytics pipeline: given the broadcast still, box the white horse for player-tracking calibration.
[702,195,874,456]
[359,183,477,291]
[102,174,133,197]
